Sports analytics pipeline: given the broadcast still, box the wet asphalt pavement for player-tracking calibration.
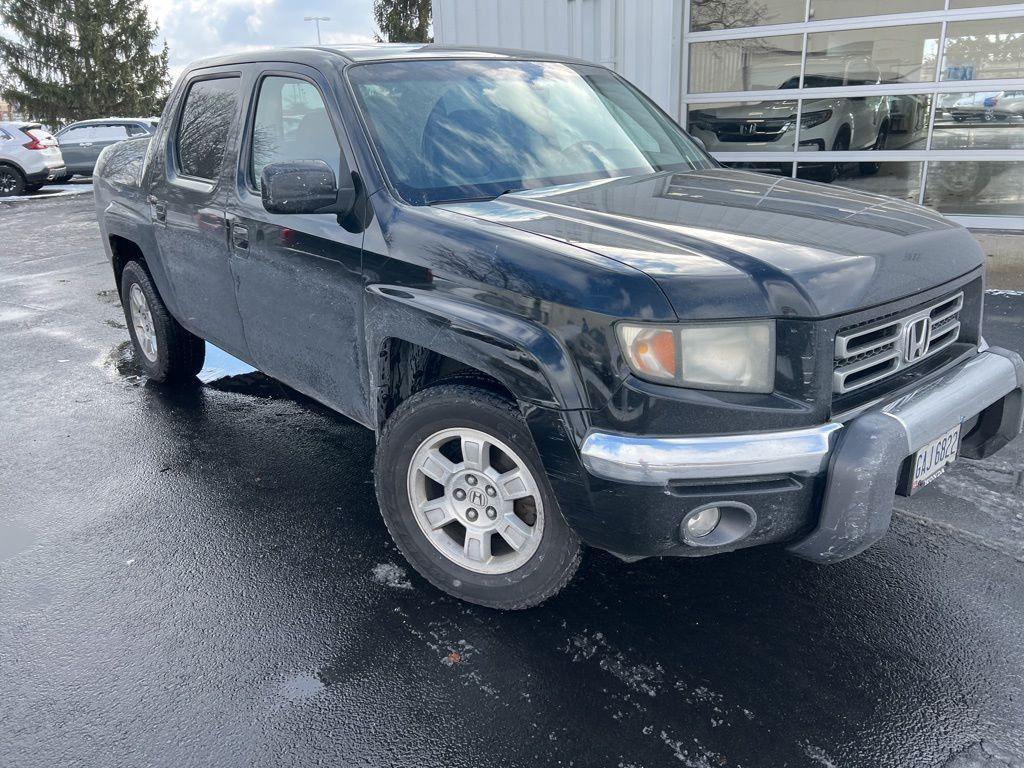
[2,195,1024,768]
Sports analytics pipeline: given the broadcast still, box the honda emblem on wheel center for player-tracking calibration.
[905,316,931,362]
[470,489,485,507]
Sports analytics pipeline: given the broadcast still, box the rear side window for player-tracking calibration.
[250,76,342,191]
[176,77,240,181]
[90,124,131,141]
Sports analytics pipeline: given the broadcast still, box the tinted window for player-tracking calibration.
[177,77,240,180]
[250,76,342,191]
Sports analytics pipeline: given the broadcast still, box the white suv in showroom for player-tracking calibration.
[0,122,66,197]
[689,75,891,182]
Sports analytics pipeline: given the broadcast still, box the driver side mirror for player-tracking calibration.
[261,160,356,216]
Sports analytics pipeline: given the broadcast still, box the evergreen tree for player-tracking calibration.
[0,0,169,127]
[373,0,432,44]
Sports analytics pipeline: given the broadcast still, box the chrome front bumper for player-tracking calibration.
[580,348,1024,562]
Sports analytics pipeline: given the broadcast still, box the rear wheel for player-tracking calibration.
[0,165,26,197]
[375,383,582,609]
[120,260,205,383]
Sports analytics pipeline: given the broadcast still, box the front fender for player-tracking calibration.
[365,284,588,416]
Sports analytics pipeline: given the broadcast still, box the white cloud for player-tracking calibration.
[143,0,377,77]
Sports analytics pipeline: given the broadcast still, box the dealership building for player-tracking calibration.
[434,0,1024,235]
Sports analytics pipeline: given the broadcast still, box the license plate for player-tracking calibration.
[910,424,961,493]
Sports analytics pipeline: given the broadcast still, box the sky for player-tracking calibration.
[143,0,379,81]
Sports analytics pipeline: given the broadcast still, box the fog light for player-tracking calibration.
[684,506,721,538]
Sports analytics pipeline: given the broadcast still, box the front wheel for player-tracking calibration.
[375,383,582,609]
[120,260,205,383]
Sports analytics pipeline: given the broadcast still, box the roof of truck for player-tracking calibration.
[188,43,589,71]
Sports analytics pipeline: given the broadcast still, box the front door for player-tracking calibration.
[226,67,368,423]
[151,72,250,358]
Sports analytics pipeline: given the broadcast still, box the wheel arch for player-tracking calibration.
[367,285,588,431]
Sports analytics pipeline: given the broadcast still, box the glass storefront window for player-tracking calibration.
[797,161,923,202]
[804,24,941,87]
[690,0,806,32]
[924,161,1024,215]
[689,34,804,93]
[810,0,942,22]
[941,17,1024,82]
[932,91,1024,149]
[793,94,931,153]
[722,161,794,176]
[687,100,799,152]
[950,0,1024,10]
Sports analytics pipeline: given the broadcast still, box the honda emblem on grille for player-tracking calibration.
[904,317,931,362]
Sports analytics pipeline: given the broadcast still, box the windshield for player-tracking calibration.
[348,59,712,205]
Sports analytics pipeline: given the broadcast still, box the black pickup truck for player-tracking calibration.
[94,44,1024,609]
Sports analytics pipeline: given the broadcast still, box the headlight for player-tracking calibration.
[617,321,775,393]
[800,109,833,129]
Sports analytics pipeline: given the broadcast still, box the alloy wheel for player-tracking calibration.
[0,170,19,195]
[406,427,545,574]
[129,283,158,362]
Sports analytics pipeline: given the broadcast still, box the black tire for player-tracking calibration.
[375,383,582,609]
[0,165,26,197]
[859,121,889,176]
[25,183,44,193]
[119,260,205,383]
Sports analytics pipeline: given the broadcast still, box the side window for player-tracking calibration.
[0,129,11,141]
[60,126,93,143]
[250,75,342,191]
[176,76,240,181]
[91,124,130,141]
[126,123,149,137]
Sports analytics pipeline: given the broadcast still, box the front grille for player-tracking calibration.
[833,292,964,395]
[706,119,791,143]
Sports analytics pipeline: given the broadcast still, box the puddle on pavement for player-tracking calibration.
[0,524,36,561]
[103,339,306,402]
[278,673,326,702]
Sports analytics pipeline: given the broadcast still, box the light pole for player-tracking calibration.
[303,16,330,45]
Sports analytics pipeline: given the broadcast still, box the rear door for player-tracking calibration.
[57,125,96,174]
[225,65,369,422]
[150,70,250,358]
[82,123,134,173]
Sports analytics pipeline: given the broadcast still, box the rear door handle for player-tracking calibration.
[231,223,250,251]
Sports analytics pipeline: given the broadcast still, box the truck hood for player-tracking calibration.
[439,169,982,320]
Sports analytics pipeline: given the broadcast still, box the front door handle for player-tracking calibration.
[147,195,166,223]
[231,223,250,251]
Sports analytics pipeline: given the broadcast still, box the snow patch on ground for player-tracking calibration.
[0,182,93,203]
[371,562,413,590]
[986,289,1024,297]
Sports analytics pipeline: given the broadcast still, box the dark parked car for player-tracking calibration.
[93,45,1024,609]
[57,118,158,178]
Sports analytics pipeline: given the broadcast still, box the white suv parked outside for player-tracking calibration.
[0,122,66,196]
